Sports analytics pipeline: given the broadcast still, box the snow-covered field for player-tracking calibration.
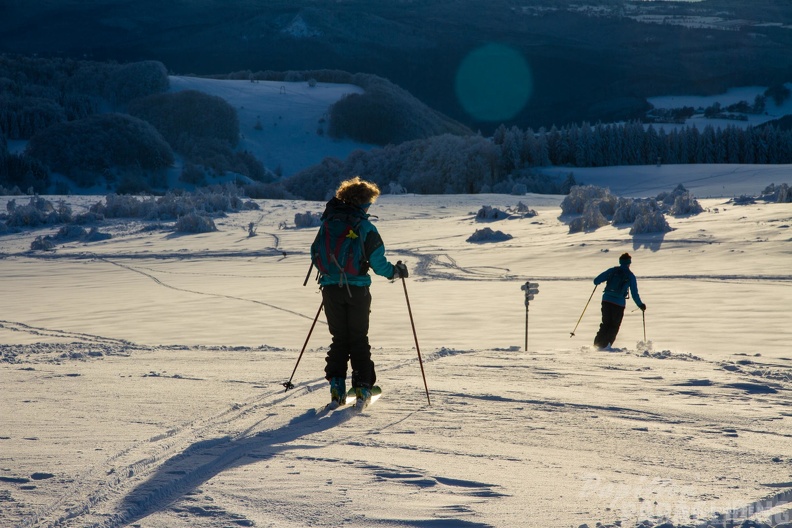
[168,76,371,178]
[1,163,792,528]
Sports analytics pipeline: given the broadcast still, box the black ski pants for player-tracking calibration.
[594,301,625,348]
[322,284,376,388]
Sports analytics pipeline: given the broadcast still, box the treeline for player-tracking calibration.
[0,55,172,193]
[0,55,271,194]
[494,120,792,170]
[0,56,169,140]
[283,133,576,200]
[282,118,792,200]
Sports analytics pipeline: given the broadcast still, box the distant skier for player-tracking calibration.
[311,176,407,408]
[592,252,646,349]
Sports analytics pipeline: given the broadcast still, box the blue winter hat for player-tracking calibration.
[619,252,632,264]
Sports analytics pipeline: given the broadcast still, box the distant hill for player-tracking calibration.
[0,54,472,194]
[3,0,792,133]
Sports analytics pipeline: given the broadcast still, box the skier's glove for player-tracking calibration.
[392,261,408,279]
[639,303,647,311]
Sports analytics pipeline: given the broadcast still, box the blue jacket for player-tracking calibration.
[316,198,395,288]
[594,263,643,308]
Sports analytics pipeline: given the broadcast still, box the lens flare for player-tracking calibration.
[455,43,533,122]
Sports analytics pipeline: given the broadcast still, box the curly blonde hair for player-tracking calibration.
[335,176,381,206]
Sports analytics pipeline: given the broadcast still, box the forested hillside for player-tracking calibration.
[0,56,471,194]
[3,0,792,133]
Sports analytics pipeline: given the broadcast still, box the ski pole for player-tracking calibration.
[282,300,323,392]
[399,265,431,406]
[642,310,647,342]
[302,261,314,287]
[570,284,598,338]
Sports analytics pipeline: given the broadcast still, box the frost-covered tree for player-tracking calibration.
[630,210,671,235]
[568,201,610,233]
[560,185,613,215]
[25,113,173,187]
[128,89,239,147]
[106,61,169,106]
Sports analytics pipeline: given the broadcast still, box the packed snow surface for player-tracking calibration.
[2,167,792,527]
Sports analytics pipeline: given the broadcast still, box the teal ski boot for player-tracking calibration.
[353,386,372,410]
[328,377,347,409]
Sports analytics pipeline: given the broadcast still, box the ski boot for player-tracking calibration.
[353,386,372,410]
[328,377,347,409]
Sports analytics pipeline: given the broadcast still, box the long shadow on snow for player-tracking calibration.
[632,231,666,252]
[108,406,357,527]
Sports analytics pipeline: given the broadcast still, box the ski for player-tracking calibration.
[323,385,382,411]
[348,385,382,410]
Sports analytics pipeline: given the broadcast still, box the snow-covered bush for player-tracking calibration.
[83,227,112,242]
[630,210,671,235]
[560,185,613,215]
[72,211,105,224]
[475,205,509,221]
[30,235,55,251]
[732,195,755,205]
[596,194,619,218]
[30,225,112,250]
[656,184,703,216]
[195,191,242,215]
[466,227,513,243]
[54,225,87,241]
[568,201,610,233]
[90,194,159,219]
[776,183,791,203]
[174,213,217,233]
[560,184,686,235]
[612,198,659,225]
[760,183,791,203]
[90,187,248,221]
[294,211,322,228]
[5,196,72,227]
[669,193,704,216]
[509,201,538,218]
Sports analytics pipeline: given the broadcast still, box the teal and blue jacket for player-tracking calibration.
[316,198,395,288]
[594,263,643,308]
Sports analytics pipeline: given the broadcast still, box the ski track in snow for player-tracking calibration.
[12,348,490,528]
[0,320,136,352]
[98,256,322,324]
[7,342,792,527]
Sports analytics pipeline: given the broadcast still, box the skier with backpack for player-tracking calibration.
[592,252,646,349]
[310,176,407,408]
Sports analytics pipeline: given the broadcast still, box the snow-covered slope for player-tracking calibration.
[169,76,373,178]
[1,165,791,527]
